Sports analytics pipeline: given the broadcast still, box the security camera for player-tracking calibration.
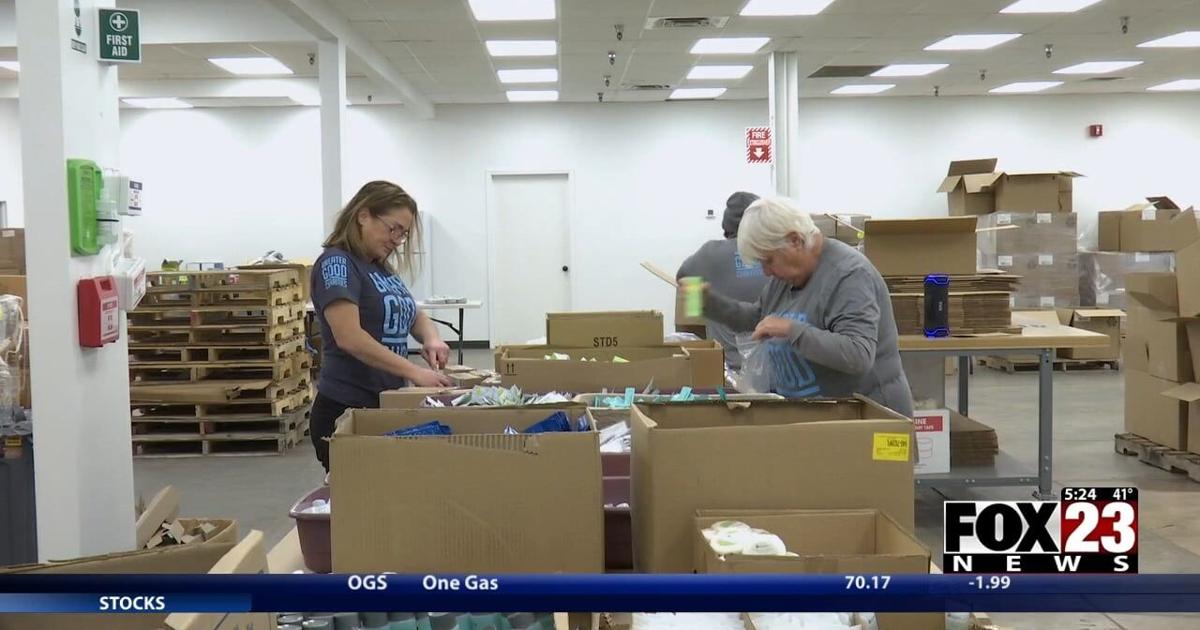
[608,51,616,66]
[979,69,987,81]
[934,85,940,97]
[597,92,604,102]
[1044,43,1053,59]
[615,24,624,41]
[603,74,611,88]
[1121,16,1130,35]
[308,53,315,66]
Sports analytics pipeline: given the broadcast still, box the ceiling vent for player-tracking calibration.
[645,16,729,29]
[625,83,672,90]
[809,65,885,78]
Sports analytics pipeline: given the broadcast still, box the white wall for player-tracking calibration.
[0,100,22,225]
[2,92,1198,340]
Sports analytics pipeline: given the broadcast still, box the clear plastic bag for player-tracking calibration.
[734,333,772,394]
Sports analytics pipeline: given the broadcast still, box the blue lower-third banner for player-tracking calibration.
[2,574,1200,613]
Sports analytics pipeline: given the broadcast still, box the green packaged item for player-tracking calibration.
[680,276,704,317]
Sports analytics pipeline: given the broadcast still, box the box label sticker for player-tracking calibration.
[1135,252,1151,263]
[1141,208,1157,221]
[1040,296,1056,307]
[1036,213,1053,224]
[1097,292,1110,305]
[873,433,911,462]
[1009,295,1016,308]
[996,214,1012,226]
[998,255,1013,268]
[1038,254,1054,266]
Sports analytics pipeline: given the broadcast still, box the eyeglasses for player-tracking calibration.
[376,215,411,242]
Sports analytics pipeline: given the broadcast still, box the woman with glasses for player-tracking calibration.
[309,180,454,471]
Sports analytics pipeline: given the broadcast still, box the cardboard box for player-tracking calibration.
[1125,369,1188,450]
[329,404,603,573]
[495,341,724,392]
[379,387,466,408]
[863,217,978,277]
[912,410,950,474]
[985,253,1080,309]
[0,229,25,275]
[993,171,1082,213]
[978,211,1078,256]
[1097,203,1200,253]
[815,213,870,245]
[546,311,664,348]
[1058,309,1124,360]
[1189,321,1200,380]
[1178,238,1200,319]
[631,397,916,573]
[1163,383,1200,455]
[1078,252,1175,309]
[1125,303,1193,381]
[1126,272,1180,318]
[937,159,1001,216]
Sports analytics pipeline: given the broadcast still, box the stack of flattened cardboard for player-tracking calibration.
[949,411,999,467]
[886,273,1019,336]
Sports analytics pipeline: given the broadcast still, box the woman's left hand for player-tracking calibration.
[752,315,793,341]
[421,338,451,370]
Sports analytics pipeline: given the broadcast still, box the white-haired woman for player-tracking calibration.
[704,197,914,417]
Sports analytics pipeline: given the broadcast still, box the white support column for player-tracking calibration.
[768,51,801,198]
[16,0,135,559]
[319,37,346,233]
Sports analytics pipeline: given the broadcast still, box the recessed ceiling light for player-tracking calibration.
[497,68,558,84]
[740,0,838,16]
[1147,79,1200,92]
[926,34,1022,51]
[485,40,557,57]
[668,87,727,100]
[506,90,558,102]
[691,37,770,55]
[989,81,1063,94]
[1000,0,1103,14]
[122,97,194,109]
[208,56,293,76]
[1054,60,1142,74]
[871,63,948,77]
[1138,31,1200,48]
[469,0,554,21]
[830,84,895,95]
[0,61,18,73]
[688,65,754,80]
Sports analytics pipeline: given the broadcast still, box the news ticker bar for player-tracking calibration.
[3,575,1200,613]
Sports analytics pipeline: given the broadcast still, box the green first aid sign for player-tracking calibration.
[98,8,140,63]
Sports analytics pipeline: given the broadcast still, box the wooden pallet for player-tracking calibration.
[146,269,301,292]
[132,409,310,438]
[129,302,306,328]
[129,353,312,384]
[129,319,305,345]
[130,336,306,363]
[980,356,1120,374]
[132,430,300,458]
[1114,433,1200,483]
[140,284,305,308]
[131,382,313,419]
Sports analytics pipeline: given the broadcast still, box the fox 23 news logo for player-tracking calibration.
[943,487,1137,574]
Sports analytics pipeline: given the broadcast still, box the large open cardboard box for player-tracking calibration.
[631,397,916,573]
[863,217,977,277]
[993,171,1082,213]
[937,159,1001,216]
[495,341,723,391]
[1098,201,1199,253]
[330,404,603,573]
[546,311,664,348]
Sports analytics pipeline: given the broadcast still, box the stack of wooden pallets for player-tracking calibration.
[127,269,314,458]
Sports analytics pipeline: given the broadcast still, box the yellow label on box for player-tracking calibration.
[873,433,911,462]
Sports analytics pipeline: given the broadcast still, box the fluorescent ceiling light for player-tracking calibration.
[208,56,293,76]
[740,0,838,16]
[1054,60,1142,74]
[871,63,948,77]
[506,90,558,102]
[688,65,754,80]
[830,84,895,95]
[691,37,770,55]
[122,97,193,109]
[485,40,557,57]
[497,68,558,84]
[926,34,1022,51]
[669,87,727,100]
[469,0,554,21]
[1147,79,1200,92]
[1000,0,1103,13]
[989,81,1063,94]
[1138,31,1200,48]
[0,61,18,72]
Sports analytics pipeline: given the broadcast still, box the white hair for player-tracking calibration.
[736,196,822,264]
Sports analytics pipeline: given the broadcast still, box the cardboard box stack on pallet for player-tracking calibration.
[126,269,314,458]
[1079,198,1190,312]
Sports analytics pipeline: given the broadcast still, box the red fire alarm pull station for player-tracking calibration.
[1089,124,1104,137]
[78,276,120,347]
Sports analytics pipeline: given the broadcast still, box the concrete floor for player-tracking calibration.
[133,352,1200,629]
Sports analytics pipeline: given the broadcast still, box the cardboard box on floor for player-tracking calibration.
[1163,382,1200,455]
[993,171,1082,213]
[1125,302,1193,381]
[696,509,940,630]
[1124,368,1189,450]
[329,404,603,573]
[0,228,25,275]
[546,310,664,348]
[631,397,917,573]
[937,159,1001,216]
[1098,200,1199,253]
[1177,232,1200,319]
[863,217,978,277]
[495,341,724,392]
[1057,309,1124,360]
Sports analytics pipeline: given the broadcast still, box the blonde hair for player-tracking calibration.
[736,196,821,264]
[323,180,422,277]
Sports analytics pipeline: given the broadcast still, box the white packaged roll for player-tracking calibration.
[709,532,748,555]
[710,520,751,533]
[701,527,720,541]
[741,533,788,556]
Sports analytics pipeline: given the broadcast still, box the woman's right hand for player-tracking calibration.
[408,366,455,388]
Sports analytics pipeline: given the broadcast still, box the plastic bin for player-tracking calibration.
[603,476,632,572]
[288,486,331,574]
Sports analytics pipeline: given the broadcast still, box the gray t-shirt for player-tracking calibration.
[677,238,769,368]
[312,247,416,407]
[705,239,914,417]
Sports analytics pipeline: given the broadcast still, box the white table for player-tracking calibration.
[417,300,483,365]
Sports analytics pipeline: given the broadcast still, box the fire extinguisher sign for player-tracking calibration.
[746,126,772,164]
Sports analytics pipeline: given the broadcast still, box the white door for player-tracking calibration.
[489,173,571,345]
